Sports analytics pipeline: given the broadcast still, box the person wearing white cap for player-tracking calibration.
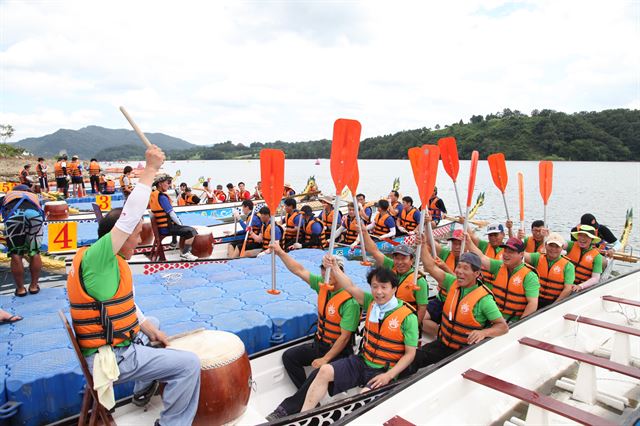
[470,222,510,285]
[565,225,603,291]
[283,182,295,198]
[523,232,575,308]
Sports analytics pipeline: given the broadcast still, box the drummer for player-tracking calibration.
[66,144,201,425]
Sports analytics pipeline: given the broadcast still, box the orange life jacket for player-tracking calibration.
[119,175,132,194]
[315,285,355,345]
[439,280,491,350]
[89,161,100,176]
[54,160,65,177]
[525,236,545,253]
[362,302,415,368]
[284,210,301,240]
[319,209,336,240]
[177,193,186,206]
[428,197,443,222]
[227,188,238,202]
[393,268,421,309]
[341,215,359,244]
[68,161,81,177]
[239,190,251,201]
[261,222,283,250]
[67,247,140,349]
[389,200,400,217]
[1,190,43,219]
[536,255,571,302]
[304,217,328,249]
[19,169,29,184]
[398,206,418,232]
[481,244,503,285]
[372,211,392,236]
[566,243,600,284]
[214,190,226,202]
[105,180,116,193]
[36,163,47,178]
[491,263,536,319]
[149,190,170,228]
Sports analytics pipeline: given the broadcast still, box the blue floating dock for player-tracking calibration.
[0,248,373,425]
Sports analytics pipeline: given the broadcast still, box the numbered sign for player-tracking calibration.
[0,182,17,192]
[96,194,112,211]
[48,221,77,252]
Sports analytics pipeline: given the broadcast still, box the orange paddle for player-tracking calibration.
[346,163,371,266]
[518,172,525,231]
[437,136,463,216]
[408,144,440,288]
[539,160,553,226]
[260,149,285,295]
[487,153,510,221]
[460,150,479,253]
[325,119,361,286]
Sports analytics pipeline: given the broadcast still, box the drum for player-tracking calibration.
[139,218,154,246]
[44,201,69,221]
[191,226,214,258]
[170,330,252,426]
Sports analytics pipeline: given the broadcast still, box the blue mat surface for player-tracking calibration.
[0,248,372,425]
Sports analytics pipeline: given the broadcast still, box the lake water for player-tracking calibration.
[127,159,640,248]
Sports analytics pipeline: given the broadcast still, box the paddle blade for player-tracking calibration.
[539,160,553,205]
[518,172,525,222]
[466,150,479,207]
[437,136,460,182]
[260,149,285,212]
[408,145,440,207]
[330,119,361,195]
[347,162,360,194]
[487,153,508,193]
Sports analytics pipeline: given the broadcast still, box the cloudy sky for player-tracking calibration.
[1,1,638,145]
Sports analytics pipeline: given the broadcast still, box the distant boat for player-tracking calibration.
[315,159,320,165]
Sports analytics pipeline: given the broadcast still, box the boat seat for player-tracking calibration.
[564,314,640,337]
[519,337,640,379]
[149,216,166,262]
[92,203,104,220]
[602,295,640,308]
[461,369,616,426]
[58,311,117,426]
[383,415,416,426]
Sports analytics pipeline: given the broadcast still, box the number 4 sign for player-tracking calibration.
[48,222,77,252]
[96,194,112,211]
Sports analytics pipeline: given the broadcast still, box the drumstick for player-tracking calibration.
[150,327,206,348]
[119,106,153,148]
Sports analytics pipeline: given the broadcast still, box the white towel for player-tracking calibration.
[92,345,120,409]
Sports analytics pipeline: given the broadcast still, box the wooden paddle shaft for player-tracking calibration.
[324,195,342,284]
[119,106,152,148]
[412,211,427,289]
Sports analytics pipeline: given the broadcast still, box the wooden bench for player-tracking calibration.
[462,369,616,426]
[59,311,116,425]
[564,314,640,337]
[602,295,640,308]
[519,337,640,379]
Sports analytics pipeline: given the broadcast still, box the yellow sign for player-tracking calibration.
[95,194,112,211]
[0,182,17,192]
[48,221,77,252]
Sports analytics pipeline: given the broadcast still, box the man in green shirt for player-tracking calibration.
[412,247,507,369]
[268,262,418,419]
[361,227,428,323]
[270,242,361,389]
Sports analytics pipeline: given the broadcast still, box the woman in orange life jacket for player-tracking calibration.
[570,213,618,265]
[119,166,134,199]
[395,196,421,236]
[365,199,396,239]
[387,190,401,218]
[268,261,418,419]
[523,232,575,309]
[269,241,360,390]
[564,224,604,292]
[356,193,373,224]
[412,244,508,370]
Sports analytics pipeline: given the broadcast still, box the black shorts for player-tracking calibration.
[229,237,261,251]
[426,298,444,324]
[330,355,385,395]
[56,177,68,188]
[162,225,197,239]
[71,176,83,184]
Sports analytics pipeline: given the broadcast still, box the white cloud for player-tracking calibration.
[1,0,637,145]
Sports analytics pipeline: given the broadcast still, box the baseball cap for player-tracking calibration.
[500,237,525,252]
[392,244,415,257]
[486,223,505,235]
[459,252,482,270]
[448,229,464,241]
[545,232,565,247]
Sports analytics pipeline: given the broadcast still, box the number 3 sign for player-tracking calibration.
[96,194,112,211]
[48,222,77,252]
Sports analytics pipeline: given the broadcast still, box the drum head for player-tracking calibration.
[170,330,245,369]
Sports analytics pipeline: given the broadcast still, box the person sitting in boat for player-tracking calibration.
[356,193,372,224]
[226,183,238,202]
[412,248,508,369]
[253,181,263,200]
[296,205,327,249]
[283,182,296,197]
[396,196,420,236]
[571,213,620,254]
[466,235,540,323]
[319,196,342,243]
[246,206,283,256]
[19,164,32,186]
[1,184,44,297]
[522,232,575,309]
[268,261,418,420]
[119,166,134,199]
[176,182,187,203]
[335,203,360,248]
[214,184,227,202]
[470,222,510,286]
[150,175,198,260]
[388,190,401,218]
[281,198,303,251]
[517,220,546,254]
[564,224,604,292]
[237,182,251,201]
[103,177,116,194]
[270,243,360,390]
[89,158,101,194]
[67,144,201,425]
[227,200,263,257]
[426,187,447,225]
[366,199,396,239]
[201,181,216,204]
